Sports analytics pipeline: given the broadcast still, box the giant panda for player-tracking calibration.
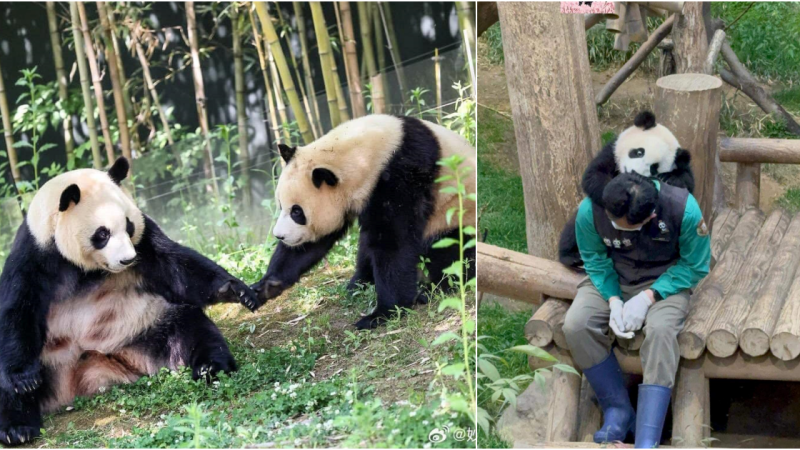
[0,158,260,445]
[559,111,695,268]
[252,114,477,329]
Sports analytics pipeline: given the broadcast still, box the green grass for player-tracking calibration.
[481,23,505,66]
[713,2,800,83]
[477,108,527,253]
[776,188,800,214]
[27,202,475,448]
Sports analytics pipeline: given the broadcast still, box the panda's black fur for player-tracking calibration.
[253,116,476,329]
[558,112,695,269]
[0,158,259,446]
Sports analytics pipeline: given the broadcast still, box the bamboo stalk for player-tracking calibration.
[0,56,19,181]
[104,4,142,154]
[293,2,322,137]
[310,2,341,127]
[267,46,291,142]
[333,2,354,117]
[372,3,388,105]
[231,6,251,207]
[185,1,220,196]
[248,7,282,145]
[46,1,75,160]
[132,27,174,147]
[254,3,314,144]
[456,1,476,61]
[97,1,132,162]
[275,4,318,138]
[338,2,365,117]
[357,3,377,78]
[434,48,442,123]
[70,2,102,168]
[378,3,407,101]
[78,2,114,164]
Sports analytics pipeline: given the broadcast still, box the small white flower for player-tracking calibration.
[271,393,277,400]
[290,392,297,398]
[391,429,400,435]
[422,420,430,426]
[409,411,417,417]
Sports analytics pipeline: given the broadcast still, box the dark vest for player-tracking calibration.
[591,183,689,286]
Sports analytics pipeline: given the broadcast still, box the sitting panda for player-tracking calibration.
[252,114,477,329]
[0,158,260,445]
[559,111,695,268]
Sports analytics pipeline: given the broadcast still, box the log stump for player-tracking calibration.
[654,73,722,223]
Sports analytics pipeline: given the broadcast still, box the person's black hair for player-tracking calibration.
[602,172,658,224]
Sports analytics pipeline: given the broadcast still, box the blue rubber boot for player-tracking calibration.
[635,384,672,448]
[583,352,635,443]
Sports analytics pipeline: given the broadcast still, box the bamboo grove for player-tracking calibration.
[0,2,477,207]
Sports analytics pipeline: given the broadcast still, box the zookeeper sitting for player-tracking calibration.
[563,172,711,448]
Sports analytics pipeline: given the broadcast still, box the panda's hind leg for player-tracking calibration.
[421,228,476,303]
[347,231,374,293]
[135,306,237,382]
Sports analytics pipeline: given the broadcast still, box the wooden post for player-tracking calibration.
[575,377,602,442]
[654,73,722,222]
[672,2,708,73]
[672,358,707,448]
[736,163,760,211]
[530,346,580,443]
[497,2,599,260]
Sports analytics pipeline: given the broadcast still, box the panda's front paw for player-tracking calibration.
[0,425,40,447]
[251,277,286,302]
[217,279,261,312]
[2,363,42,395]
[191,352,237,383]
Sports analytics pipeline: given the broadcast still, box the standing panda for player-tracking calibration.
[559,111,695,268]
[252,115,477,329]
[0,158,259,445]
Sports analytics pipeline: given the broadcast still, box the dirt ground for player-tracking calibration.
[479,56,800,447]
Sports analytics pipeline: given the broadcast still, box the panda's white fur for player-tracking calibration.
[26,168,144,272]
[273,114,477,247]
[614,121,681,178]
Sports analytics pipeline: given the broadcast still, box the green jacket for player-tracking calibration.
[574,181,711,301]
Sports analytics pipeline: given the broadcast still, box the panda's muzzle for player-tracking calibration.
[120,258,136,266]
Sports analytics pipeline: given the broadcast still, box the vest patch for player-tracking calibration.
[697,219,708,236]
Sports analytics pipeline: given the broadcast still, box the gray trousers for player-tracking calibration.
[563,277,690,388]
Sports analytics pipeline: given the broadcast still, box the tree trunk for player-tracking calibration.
[255,3,314,144]
[248,8,282,145]
[78,2,114,164]
[185,1,219,196]
[231,6,251,207]
[70,2,102,169]
[293,2,322,137]
[497,2,600,259]
[672,2,708,73]
[0,56,19,181]
[97,1,132,162]
[378,3,406,102]
[654,74,722,222]
[338,2,365,117]
[46,1,75,160]
[310,2,341,128]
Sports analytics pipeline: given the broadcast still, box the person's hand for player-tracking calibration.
[609,297,634,339]
[622,290,655,332]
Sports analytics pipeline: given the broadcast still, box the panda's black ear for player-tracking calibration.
[675,148,692,168]
[278,144,296,163]
[108,157,129,185]
[634,111,657,130]
[312,168,339,189]
[59,184,81,212]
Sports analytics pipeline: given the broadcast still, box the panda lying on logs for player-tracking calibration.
[559,111,695,269]
[252,115,477,329]
[0,158,259,446]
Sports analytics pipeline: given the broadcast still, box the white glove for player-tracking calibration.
[609,297,634,339]
[622,290,655,332]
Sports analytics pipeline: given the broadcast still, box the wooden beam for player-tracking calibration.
[477,242,584,303]
[735,163,760,211]
[720,137,800,164]
[672,358,707,448]
[707,209,790,358]
[595,15,675,105]
[710,208,740,262]
[740,214,800,357]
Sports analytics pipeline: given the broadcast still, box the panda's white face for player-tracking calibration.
[614,123,680,178]
[273,204,313,247]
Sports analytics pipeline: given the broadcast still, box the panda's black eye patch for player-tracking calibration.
[126,218,135,238]
[628,148,645,159]
[290,205,306,225]
[91,227,111,249]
